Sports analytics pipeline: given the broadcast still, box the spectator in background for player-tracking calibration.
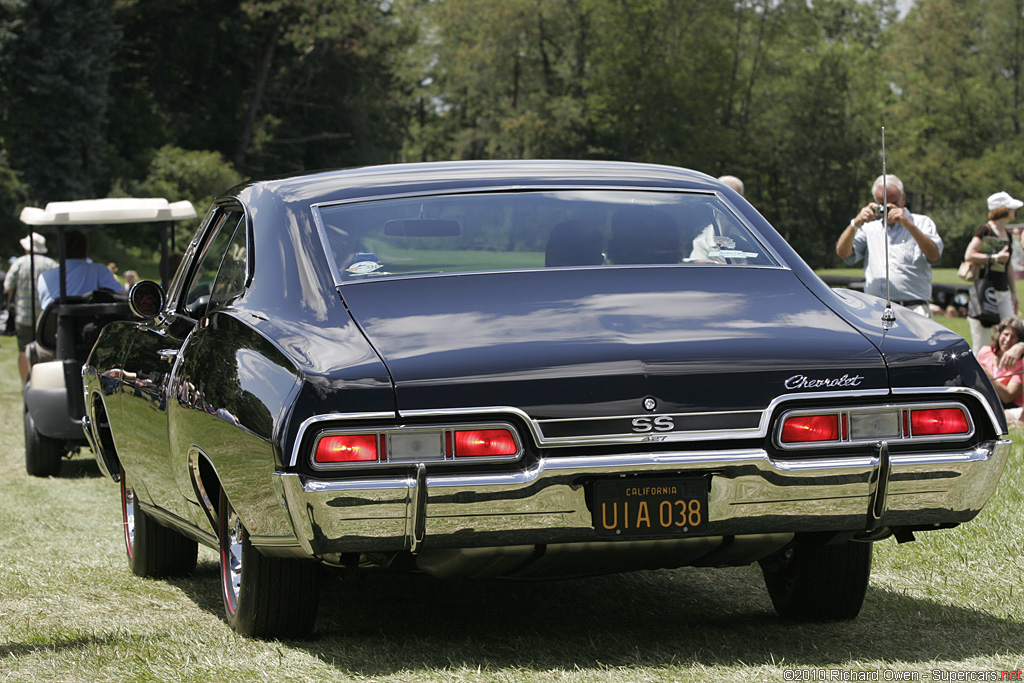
[836,174,943,319]
[4,233,58,382]
[977,317,1024,427]
[123,270,139,291]
[107,262,123,288]
[717,175,745,196]
[963,191,1021,350]
[37,229,123,310]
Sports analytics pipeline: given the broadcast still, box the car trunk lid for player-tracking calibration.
[339,268,889,430]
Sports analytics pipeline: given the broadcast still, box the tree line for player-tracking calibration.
[1,0,1022,270]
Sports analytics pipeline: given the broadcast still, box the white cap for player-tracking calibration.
[987,191,1023,211]
[19,232,47,254]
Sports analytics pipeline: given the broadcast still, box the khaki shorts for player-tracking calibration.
[16,323,35,352]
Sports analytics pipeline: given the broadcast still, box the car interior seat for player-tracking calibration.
[545,220,605,267]
[606,206,681,265]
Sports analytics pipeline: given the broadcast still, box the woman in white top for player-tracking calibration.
[964,191,1022,350]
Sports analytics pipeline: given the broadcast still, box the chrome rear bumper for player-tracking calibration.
[274,439,1012,561]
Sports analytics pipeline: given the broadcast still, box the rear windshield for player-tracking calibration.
[315,190,779,282]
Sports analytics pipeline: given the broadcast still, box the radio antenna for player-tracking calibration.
[880,126,896,331]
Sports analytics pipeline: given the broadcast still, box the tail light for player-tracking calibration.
[315,434,378,464]
[777,404,973,449]
[312,423,522,469]
[454,429,518,457]
[780,414,840,444]
[911,408,970,436]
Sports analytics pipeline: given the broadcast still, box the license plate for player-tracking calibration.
[592,477,708,538]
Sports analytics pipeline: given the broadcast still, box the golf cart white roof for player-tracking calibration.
[19,198,197,225]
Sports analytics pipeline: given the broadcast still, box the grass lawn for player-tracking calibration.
[0,292,1021,682]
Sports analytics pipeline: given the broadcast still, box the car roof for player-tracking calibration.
[229,160,724,208]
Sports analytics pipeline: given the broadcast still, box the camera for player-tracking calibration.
[873,203,885,219]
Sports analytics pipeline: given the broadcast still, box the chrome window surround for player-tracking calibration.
[309,421,524,471]
[287,386,1002,468]
[773,403,975,451]
[308,185,788,289]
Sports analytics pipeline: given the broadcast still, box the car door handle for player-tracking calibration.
[157,349,179,363]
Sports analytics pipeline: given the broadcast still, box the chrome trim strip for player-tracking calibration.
[312,184,721,211]
[288,411,396,468]
[409,464,427,554]
[294,447,890,494]
[889,442,999,466]
[773,402,976,450]
[248,535,305,549]
[308,421,524,471]
[138,499,218,549]
[310,185,787,288]
[401,392,894,447]
[536,408,758,424]
[398,405,543,442]
[891,386,1004,434]
[303,473,417,493]
[291,441,1003,496]
[288,387,999,467]
[310,206,346,290]
[867,441,891,528]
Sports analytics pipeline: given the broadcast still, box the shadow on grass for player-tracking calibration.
[58,455,102,478]
[0,632,148,659]
[169,562,1021,675]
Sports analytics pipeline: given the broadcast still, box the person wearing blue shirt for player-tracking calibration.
[37,229,124,310]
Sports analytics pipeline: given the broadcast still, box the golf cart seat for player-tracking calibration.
[32,289,130,360]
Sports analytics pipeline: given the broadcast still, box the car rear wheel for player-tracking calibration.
[24,407,63,477]
[759,540,872,621]
[218,489,320,639]
[121,467,198,577]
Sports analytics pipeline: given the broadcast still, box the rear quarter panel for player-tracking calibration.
[168,311,302,536]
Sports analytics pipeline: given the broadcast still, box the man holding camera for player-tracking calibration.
[836,174,943,318]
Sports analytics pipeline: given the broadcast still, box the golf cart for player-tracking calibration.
[20,198,197,477]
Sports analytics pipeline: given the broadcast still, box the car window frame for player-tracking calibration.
[310,186,787,288]
[206,216,249,314]
[169,202,250,322]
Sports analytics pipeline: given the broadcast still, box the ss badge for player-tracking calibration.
[631,415,675,433]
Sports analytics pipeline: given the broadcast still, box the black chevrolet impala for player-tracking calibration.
[82,160,1011,638]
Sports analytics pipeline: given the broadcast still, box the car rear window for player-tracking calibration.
[315,190,779,282]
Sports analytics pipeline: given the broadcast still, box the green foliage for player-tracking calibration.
[1,0,119,202]
[94,146,244,274]
[0,146,30,258]
[115,145,244,219]
[399,0,892,268]
[5,0,1024,271]
[886,0,1024,212]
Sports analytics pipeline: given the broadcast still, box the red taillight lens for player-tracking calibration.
[910,408,969,436]
[453,429,518,457]
[780,414,840,444]
[315,434,378,463]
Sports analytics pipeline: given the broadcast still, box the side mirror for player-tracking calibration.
[128,280,165,319]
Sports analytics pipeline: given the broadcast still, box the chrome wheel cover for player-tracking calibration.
[225,511,243,604]
[122,482,137,557]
